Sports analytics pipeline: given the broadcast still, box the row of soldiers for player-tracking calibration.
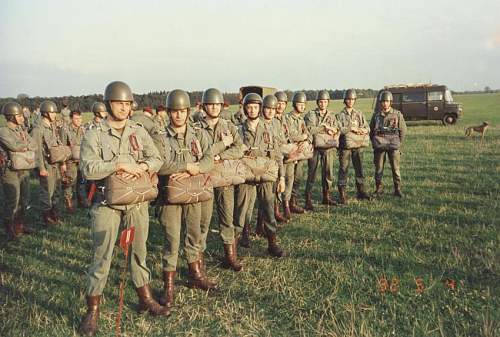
[0,82,406,337]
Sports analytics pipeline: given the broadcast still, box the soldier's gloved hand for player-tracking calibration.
[39,169,49,177]
[277,177,285,193]
[222,133,234,147]
[115,162,145,179]
[186,162,200,176]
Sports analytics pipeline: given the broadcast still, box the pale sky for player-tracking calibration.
[1,0,499,97]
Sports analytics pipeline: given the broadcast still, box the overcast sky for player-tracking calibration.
[1,0,499,97]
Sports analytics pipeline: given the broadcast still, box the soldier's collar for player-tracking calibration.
[166,124,195,138]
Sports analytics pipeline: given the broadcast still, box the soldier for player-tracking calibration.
[78,81,168,337]
[303,90,338,211]
[235,93,285,257]
[131,106,156,135]
[255,95,287,235]
[60,100,71,125]
[153,89,216,309]
[85,102,107,131]
[154,104,168,130]
[197,88,245,272]
[0,102,37,239]
[283,91,310,216]
[370,90,407,197]
[61,111,86,211]
[31,100,66,226]
[336,89,371,204]
[273,91,290,223]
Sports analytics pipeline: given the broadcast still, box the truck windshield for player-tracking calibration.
[445,90,454,102]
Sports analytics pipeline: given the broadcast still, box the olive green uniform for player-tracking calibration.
[84,118,102,131]
[61,107,71,125]
[79,119,162,296]
[61,124,86,202]
[283,111,310,202]
[304,109,339,195]
[369,108,407,186]
[222,108,246,127]
[197,117,244,250]
[131,112,156,136]
[31,119,65,211]
[0,125,37,224]
[153,124,213,272]
[235,118,283,235]
[336,108,370,187]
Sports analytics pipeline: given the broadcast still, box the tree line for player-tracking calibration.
[1,89,380,112]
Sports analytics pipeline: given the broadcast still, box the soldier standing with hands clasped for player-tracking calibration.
[78,81,168,337]
[0,102,37,239]
[336,89,371,204]
[370,90,407,197]
[153,89,216,310]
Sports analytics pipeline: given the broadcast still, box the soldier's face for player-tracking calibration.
[72,115,82,127]
[317,99,329,110]
[380,100,392,111]
[204,103,222,118]
[169,108,188,127]
[109,101,131,121]
[99,111,108,119]
[294,102,306,113]
[276,101,287,114]
[15,114,24,125]
[48,112,57,122]
[245,103,261,120]
[345,98,355,109]
[262,107,276,120]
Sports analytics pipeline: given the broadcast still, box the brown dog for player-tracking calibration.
[465,121,490,142]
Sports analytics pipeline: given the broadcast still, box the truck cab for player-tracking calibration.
[375,84,463,125]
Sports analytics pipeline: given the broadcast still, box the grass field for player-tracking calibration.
[0,93,499,336]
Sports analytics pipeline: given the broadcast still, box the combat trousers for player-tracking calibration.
[159,203,202,272]
[234,184,256,234]
[86,202,151,296]
[337,148,365,187]
[284,160,304,202]
[305,149,335,195]
[63,162,86,201]
[39,164,62,211]
[1,168,30,223]
[200,186,237,252]
[373,149,401,185]
[256,182,277,234]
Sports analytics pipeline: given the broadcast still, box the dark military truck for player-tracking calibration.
[374,84,463,125]
[239,86,277,101]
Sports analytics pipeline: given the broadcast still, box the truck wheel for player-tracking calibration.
[442,114,457,125]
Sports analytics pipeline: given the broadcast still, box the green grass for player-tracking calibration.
[1,93,499,336]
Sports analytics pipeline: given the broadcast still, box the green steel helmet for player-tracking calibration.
[316,90,330,101]
[274,91,288,102]
[202,88,224,104]
[262,95,278,109]
[379,90,393,102]
[292,91,307,103]
[166,89,191,110]
[40,100,59,114]
[242,93,262,106]
[2,102,23,117]
[343,89,357,100]
[103,81,134,102]
[91,102,107,115]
